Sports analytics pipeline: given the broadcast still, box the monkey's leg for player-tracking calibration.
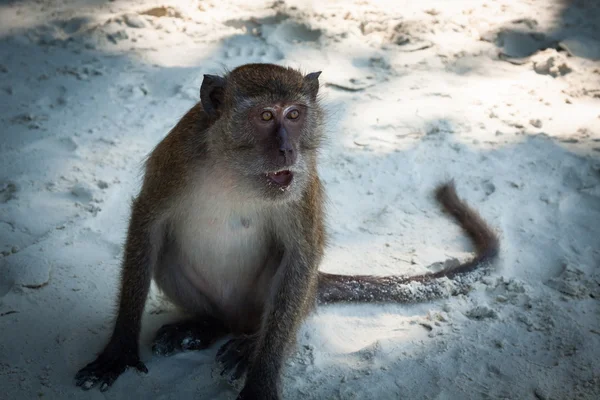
[153,316,228,356]
[235,248,319,400]
[75,201,163,391]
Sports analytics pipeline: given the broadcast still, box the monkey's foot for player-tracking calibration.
[215,335,256,386]
[75,347,147,392]
[152,318,226,356]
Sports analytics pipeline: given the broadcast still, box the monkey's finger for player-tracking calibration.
[75,361,101,381]
[76,374,100,390]
[218,337,246,361]
[74,370,89,383]
[99,375,118,392]
[216,339,235,359]
[152,341,176,356]
[220,359,240,377]
[135,361,149,374]
[181,335,208,351]
[219,347,244,372]
[98,362,130,392]
[229,362,247,384]
[76,367,97,387]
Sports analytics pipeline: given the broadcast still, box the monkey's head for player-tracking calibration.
[200,63,324,202]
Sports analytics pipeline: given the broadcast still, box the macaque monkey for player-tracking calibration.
[75,64,499,400]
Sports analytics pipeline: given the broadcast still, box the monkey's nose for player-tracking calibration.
[278,147,293,156]
[279,147,295,165]
[276,126,296,165]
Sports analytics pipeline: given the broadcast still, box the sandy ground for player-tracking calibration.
[1,0,600,399]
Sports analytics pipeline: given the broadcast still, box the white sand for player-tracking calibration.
[1,0,599,398]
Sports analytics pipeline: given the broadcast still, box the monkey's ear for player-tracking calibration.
[303,71,321,100]
[200,74,227,118]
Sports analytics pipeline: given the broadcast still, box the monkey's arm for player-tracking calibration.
[75,199,164,391]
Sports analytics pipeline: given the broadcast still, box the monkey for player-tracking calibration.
[74,63,499,400]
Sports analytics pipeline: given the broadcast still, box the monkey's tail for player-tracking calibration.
[317,181,500,304]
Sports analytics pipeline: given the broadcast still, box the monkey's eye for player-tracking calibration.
[287,110,300,119]
[261,111,273,121]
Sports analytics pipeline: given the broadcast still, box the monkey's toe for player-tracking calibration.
[75,369,123,392]
[75,354,147,391]
[152,323,193,356]
[75,369,101,390]
[152,319,225,356]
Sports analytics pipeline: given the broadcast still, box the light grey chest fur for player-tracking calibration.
[164,187,276,314]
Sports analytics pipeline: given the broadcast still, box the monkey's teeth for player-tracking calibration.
[265,170,294,187]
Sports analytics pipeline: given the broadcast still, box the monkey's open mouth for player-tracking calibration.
[266,170,294,187]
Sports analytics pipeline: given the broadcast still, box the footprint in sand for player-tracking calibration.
[482,180,496,197]
[0,181,18,203]
[558,191,600,233]
[267,20,322,44]
[222,36,284,66]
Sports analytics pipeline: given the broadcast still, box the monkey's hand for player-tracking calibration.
[75,341,148,392]
[216,335,255,385]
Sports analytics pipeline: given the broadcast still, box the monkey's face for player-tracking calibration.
[201,64,323,203]
[226,99,320,202]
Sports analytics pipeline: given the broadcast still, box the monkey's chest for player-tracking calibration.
[178,213,268,267]
[164,207,277,319]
